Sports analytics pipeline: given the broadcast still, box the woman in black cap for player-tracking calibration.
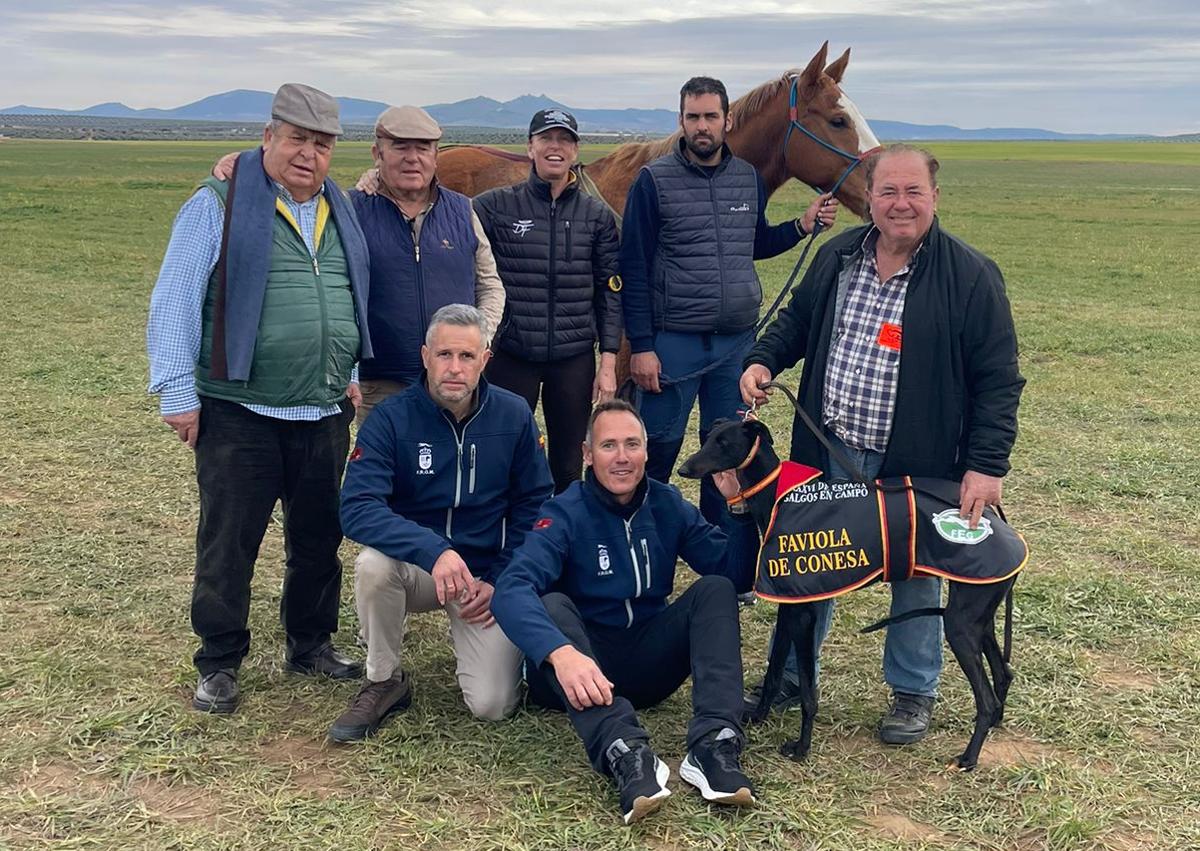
[473,109,623,494]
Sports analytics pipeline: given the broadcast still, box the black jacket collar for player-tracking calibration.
[672,136,734,176]
[526,165,579,203]
[583,468,648,521]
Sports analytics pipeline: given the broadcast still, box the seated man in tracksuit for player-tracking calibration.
[492,399,757,825]
[333,304,554,741]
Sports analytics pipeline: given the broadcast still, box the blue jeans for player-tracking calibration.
[640,330,751,526]
[773,432,943,697]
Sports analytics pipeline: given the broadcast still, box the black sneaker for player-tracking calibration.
[742,676,806,716]
[878,692,935,745]
[192,669,239,714]
[605,738,670,825]
[328,673,412,742]
[679,727,755,806]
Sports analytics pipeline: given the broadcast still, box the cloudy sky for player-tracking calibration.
[2,0,1197,134]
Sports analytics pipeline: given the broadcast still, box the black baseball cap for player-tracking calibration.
[529,108,579,140]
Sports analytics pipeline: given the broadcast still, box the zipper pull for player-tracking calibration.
[312,256,319,275]
[414,244,421,263]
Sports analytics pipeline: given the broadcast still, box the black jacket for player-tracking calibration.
[745,219,1024,480]
[474,169,622,362]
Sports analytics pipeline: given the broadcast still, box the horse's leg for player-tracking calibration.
[944,585,1000,772]
[748,606,794,724]
[780,604,820,762]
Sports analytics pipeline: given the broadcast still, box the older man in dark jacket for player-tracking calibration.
[739,144,1025,746]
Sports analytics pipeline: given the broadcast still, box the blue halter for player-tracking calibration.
[782,76,881,199]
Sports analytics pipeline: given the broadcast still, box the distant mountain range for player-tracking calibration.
[2,89,1150,140]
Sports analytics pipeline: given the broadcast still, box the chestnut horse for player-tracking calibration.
[435,42,879,218]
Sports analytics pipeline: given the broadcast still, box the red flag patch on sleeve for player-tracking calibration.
[348,446,363,462]
[534,517,553,530]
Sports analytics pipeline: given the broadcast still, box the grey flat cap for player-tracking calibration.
[271,83,342,136]
[375,105,442,141]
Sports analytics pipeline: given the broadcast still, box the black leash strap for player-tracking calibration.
[761,380,867,485]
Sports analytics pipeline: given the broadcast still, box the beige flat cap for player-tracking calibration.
[375,105,443,141]
[271,83,342,136]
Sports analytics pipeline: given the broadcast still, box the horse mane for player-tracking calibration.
[599,133,679,172]
[728,70,800,131]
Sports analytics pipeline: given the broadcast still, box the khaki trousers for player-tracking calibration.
[354,547,522,721]
[355,379,408,427]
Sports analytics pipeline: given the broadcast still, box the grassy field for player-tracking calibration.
[1,138,1198,850]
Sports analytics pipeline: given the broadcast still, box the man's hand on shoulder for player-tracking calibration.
[431,549,474,605]
[456,580,496,628]
[548,645,614,711]
[355,168,381,195]
[212,152,238,181]
[163,408,200,449]
[630,351,662,394]
[959,470,1004,530]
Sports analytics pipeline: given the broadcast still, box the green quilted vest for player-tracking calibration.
[195,177,361,408]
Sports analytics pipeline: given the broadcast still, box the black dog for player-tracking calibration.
[679,416,1017,771]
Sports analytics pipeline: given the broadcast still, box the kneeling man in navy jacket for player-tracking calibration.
[493,399,757,824]
[334,304,553,741]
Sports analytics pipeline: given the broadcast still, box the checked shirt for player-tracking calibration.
[822,231,920,453]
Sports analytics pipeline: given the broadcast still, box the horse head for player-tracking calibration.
[731,42,880,218]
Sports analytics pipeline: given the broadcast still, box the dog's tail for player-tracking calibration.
[859,607,944,634]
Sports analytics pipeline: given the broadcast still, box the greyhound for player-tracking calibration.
[678,411,1020,771]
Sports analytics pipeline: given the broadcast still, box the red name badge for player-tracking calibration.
[877,322,902,351]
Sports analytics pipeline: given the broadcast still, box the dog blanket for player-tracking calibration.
[755,462,1028,604]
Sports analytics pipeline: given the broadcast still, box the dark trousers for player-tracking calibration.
[638,331,751,526]
[525,575,745,774]
[487,348,595,494]
[192,396,353,675]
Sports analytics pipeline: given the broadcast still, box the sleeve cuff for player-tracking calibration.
[158,384,201,416]
[629,336,655,354]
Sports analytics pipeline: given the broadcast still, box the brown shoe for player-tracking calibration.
[328,673,412,742]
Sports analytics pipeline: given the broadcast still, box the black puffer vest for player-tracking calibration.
[474,169,621,362]
[643,140,762,333]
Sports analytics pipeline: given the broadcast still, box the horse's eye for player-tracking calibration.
[830,116,848,129]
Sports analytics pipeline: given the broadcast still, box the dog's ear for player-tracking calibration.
[745,417,773,444]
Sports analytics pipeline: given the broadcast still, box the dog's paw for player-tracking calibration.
[779,739,808,762]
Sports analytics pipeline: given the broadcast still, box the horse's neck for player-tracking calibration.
[728,104,790,198]
[584,149,661,215]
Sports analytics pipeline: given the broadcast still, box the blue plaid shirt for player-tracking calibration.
[822,229,918,452]
[146,182,356,419]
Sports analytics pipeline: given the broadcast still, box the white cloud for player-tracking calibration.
[1,1,1197,133]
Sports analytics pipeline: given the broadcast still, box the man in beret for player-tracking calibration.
[148,83,371,714]
[351,106,505,420]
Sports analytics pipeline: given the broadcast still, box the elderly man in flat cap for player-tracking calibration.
[215,105,505,422]
[350,105,505,420]
[148,82,371,714]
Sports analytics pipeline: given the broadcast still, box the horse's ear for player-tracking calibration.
[799,41,830,99]
[824,47,851,84]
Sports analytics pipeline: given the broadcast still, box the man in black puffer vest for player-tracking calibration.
[475,109,623,493]
[620,77,837,525]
